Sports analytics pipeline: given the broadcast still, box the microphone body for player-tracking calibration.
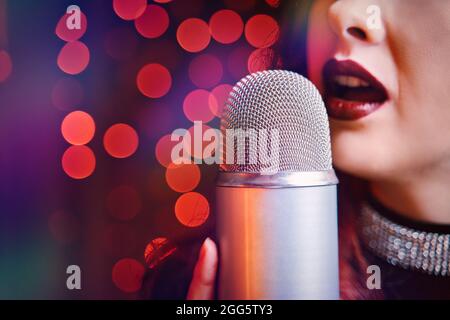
[217,172,339,300]
[216,70,340,300]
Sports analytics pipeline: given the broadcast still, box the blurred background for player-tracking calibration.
[0,0,297,299]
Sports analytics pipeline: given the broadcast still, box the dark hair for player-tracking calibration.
[141,235,206,299]
[142,0,383,300]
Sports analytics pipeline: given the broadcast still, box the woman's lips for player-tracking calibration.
[322,59,389,121]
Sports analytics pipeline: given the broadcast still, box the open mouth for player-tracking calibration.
[323,59,389,121]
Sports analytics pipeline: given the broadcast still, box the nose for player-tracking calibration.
[327,0,386,46]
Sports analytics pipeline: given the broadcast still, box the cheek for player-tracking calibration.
[330,108,450,181]
[329,102,404,179]
[330,121,408,180]
[306,0,336,91]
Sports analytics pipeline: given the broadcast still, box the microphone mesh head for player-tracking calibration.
[220,70,332,173]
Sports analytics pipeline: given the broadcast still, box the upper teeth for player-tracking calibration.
[334,75,370,88]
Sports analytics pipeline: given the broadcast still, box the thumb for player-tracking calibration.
[187,237,218,300]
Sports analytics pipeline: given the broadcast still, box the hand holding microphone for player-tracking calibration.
[188,70,339,300]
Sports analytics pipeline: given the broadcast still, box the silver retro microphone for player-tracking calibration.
[216,70,339,300]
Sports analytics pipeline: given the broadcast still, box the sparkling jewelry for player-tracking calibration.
[360,202,450,276]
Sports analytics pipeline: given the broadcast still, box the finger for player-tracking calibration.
[187,237,218,300]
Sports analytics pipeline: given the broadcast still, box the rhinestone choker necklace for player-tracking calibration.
[360,201,450,276]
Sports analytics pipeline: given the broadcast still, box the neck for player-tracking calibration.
[370,163,450,225]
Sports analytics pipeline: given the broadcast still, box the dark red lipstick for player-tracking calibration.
[323,59,389,121]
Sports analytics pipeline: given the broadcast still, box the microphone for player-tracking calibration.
[216,70,340,300]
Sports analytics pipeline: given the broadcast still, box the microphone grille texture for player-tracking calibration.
[220,70,332,173]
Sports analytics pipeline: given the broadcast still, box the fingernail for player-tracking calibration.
[204,237,212,246]
[200,237,210,260]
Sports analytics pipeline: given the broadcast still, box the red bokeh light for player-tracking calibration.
[266,0,281,8]
[183,89,215,123]
[209,10,243,44]
[153,0,172,3]
[106,185,142,221]
[55,10,87,42]
[165,163,201,193]
[175,192,210,227]
[57,41,90,75]
[176,18,211,53]
[0,50,12,82]
[62,145,96,179]
[144,237,177,269]
[247,47,275,74]
[155,134,185,168]
[104,124,139,159]
[137,63,172,98]
[209,84,233,117]
[113,0,147,20]
[51,77,84,111]
[188,54,223,89]
[61,110,95,146]
[112,258,145,293]
[245,14,279,48]
[134,5,169,39]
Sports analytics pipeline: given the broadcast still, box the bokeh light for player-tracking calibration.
[106,185,142,221]
[134,5,169,39]
[104,123,139,159]
[188,54,223,89]
[153,0,172,3]
[57,41,90,75]
[137,63,172,98]
[247,47,275,74]
[266,0,281,8]
[0,50,13,82]
[175,192,210,228]
[209,84,233,117]
[176,18,211,53]
[112,258,145,293]
[209,10,243,44]
[62,145,96,179]
[165,163,201,193]
[144,237,177,269]
[61,110,95,146]
[51,77,84,110]
[55,11,87,42]
[113,0,147,20]
[244,14,279,48]
[48,211,80,245]
[183,89,215,123]
[155,134,186,168]
[104,26,139,61]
